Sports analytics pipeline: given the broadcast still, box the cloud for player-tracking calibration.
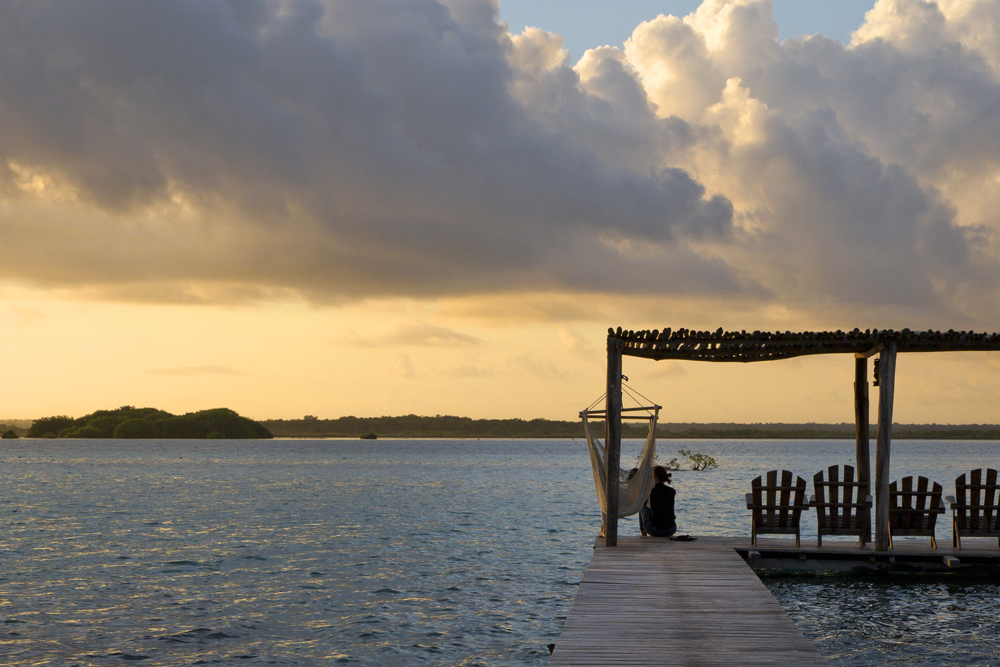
[393,353,417,380]
[0,0,999,329]
[0,0,734,305]
[510,353,576,382]
[146,365,241,377]
[637,360,688,380]
[345,322,481,347]
[10,304,45,326]
[449,363,495,378]
[559,327,596,356]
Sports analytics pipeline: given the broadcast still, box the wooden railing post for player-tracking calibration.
[874,343,897,551]
[605,336,623,547]
[854,356,871,543]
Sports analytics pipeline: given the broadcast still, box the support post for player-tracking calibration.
[854,356,871,543]
[605,336,623,547]
[874,343,897,551]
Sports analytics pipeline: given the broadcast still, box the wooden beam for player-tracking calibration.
[854,356,871,543]
[605,337,623,547]
[874,344,897,551]
[856,344,885,359]
[614,327,1000,363]
[582,406,661,416]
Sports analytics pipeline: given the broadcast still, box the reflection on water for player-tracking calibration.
[0,439,592,666]
[0,438,998,665]
[764,576,1000,666]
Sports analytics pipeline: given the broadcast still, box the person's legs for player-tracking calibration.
[648,523,676,538]
[641,511,677,538]
[639,506,651,535]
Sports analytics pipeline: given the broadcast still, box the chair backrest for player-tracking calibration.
[750,470,807,529]
[813,464,865,529]
[954,468,1000,531]
[890,476,943,529]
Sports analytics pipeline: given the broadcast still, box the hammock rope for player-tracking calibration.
[581,386,659,519]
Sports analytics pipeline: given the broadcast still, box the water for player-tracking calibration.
[0,438,998,665]
[767,577,1000,666]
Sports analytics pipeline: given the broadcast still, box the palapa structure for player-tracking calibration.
[602,327,1000,550]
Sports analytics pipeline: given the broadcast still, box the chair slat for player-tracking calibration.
[813,465,869,547]
[890,476,943,546]
[951,469,1000,548]
[747,470,807,547]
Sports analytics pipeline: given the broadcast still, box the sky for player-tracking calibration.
[4,0,1000,424]
[499,1,879,59]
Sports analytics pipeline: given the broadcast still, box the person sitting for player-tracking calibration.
[640,466,677,538]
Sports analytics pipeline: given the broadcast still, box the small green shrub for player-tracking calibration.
[677,449,718,471]
[657,450,719,471]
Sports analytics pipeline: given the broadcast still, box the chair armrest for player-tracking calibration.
[745,493,753,509]
[808,494,816,506]
[946,495,956,508]
[865,495,873,506]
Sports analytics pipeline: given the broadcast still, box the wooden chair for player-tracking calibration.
[811,465,871,547]
[746,470,809,547]
[947,468,1000,549]
[889,476,944,549]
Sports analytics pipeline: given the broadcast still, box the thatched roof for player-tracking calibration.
[610,327,1000,362]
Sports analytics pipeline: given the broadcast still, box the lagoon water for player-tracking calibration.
[1,438,999,665]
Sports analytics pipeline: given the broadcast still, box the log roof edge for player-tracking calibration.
[608,327,1000,362]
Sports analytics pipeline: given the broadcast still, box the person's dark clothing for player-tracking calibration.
[648,482,676,534]
[639,505,676,537]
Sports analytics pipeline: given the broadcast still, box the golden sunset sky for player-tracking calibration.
[4,0,1000,424]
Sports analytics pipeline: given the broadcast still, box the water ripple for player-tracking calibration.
[1,438,999,665]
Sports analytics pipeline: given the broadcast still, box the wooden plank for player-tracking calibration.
[604,337,622,547]
[549,537,831,667]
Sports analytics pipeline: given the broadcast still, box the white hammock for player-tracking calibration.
[582,410,657,518]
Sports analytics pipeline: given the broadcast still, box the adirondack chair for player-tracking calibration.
[947,468,1000,549]
[746,470,809,547]
[889,476,945,549]
[811,465,871,547]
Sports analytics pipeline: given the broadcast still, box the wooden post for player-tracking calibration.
[854,356,871,543]
[874,343,897,551]
[605,336,623,547]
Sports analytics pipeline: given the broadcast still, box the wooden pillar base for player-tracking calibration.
[874,344,897,551]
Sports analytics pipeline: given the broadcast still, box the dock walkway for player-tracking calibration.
[549,536,830,666]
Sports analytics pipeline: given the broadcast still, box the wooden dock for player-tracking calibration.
[549,536,831,666]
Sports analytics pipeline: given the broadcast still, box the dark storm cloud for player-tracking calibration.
[2,0,1000,328]
[0,0,738,302]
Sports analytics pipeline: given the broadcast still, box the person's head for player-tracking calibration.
[626,467,639,481]
[653,465,671,484]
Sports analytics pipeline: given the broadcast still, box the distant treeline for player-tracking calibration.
[262,415,582,438]
[260,415,1000,440]
[0,420,32,437]
[28,406,273,439]
[656,423,1000,440]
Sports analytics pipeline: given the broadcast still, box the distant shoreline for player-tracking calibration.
[260,416,1000,440]
[8,414,1000,440]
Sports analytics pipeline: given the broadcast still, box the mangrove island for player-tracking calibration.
[27,406,273,439]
